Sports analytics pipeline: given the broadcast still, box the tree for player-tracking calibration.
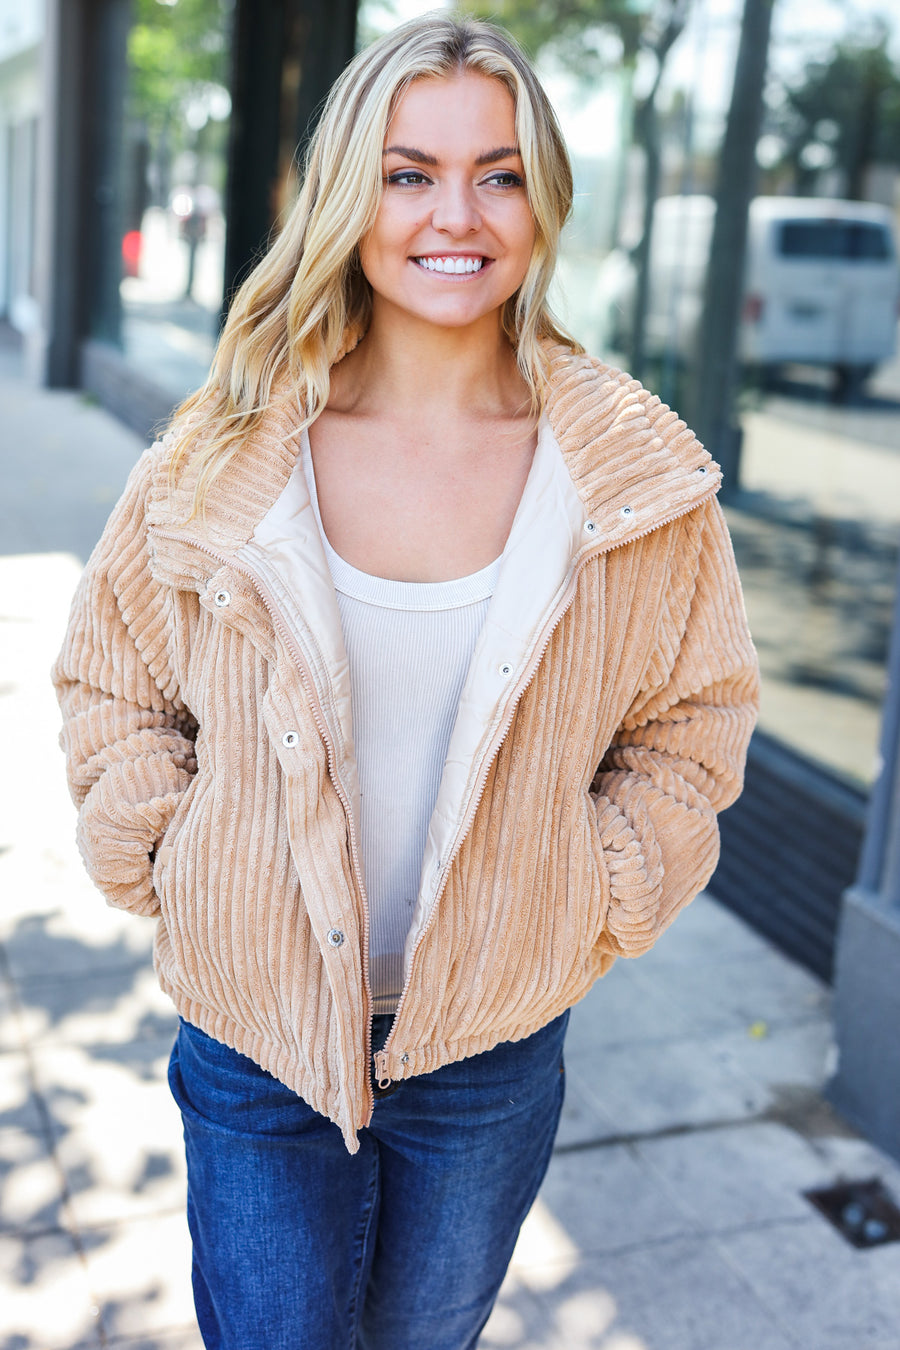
[127,0,233,207]
[766,28,900,199]
[129,0,232,132]
[461,0,644,73]
[685,0,774,490]
[628,0,689,378]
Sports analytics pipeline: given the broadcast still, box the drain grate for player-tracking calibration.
[804,1178,900,1249]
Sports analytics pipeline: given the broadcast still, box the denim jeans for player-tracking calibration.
[168,1009,569,1350]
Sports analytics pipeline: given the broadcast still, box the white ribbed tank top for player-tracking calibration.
[301,435,500,1012]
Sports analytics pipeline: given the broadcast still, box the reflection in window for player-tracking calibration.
[506,0,900,793]
[117,0,234,400]
[779,219,894,260]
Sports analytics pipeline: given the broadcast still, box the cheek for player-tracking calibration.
[511,218,538,281]
[357,234,375,281]
[359,207,424,273]
[357,232,395,293]
[507,199,537,255]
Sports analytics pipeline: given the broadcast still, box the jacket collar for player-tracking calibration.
[146,388,304,558]
[147,340,721,562]
[542,343,720,551]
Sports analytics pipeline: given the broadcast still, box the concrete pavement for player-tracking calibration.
[2,329,900,1349]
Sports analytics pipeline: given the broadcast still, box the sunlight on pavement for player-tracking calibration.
[514,1196,582,1285]
[0,1229,101,1349]
[0,552,84,850]
[741,409,900,524]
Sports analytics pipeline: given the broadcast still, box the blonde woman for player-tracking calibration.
[54,13,758,1349]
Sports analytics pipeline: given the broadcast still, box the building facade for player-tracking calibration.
[23,0,356,429]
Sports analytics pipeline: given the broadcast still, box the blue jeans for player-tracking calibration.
[168,1009,569,1350]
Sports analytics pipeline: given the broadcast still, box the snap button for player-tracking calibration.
[214,589,232,607]
[400,1052,409,1065]
[498,662,513,678]
[619,505,634,519]
[326,928,344,947]
[282,730,300,748]
[584,520,597,535]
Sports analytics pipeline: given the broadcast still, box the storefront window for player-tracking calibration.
[95,0,235,400]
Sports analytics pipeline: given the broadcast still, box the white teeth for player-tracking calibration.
[416,256,484,273]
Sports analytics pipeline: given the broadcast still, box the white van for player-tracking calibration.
[603,195,900,391]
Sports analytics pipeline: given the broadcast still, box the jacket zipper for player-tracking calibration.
[372,483,720,1085]
[156,476,718,1106]
[153,530,376,1121]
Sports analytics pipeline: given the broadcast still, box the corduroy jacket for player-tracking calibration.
[53,344,759,1151]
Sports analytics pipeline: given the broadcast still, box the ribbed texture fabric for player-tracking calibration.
[52,343,759,1151]
[303,438,498,1012]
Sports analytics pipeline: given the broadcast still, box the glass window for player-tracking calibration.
[537,0,900,793]
[779,219,892,260]
[93,0,235,402]
[7,116,39,325]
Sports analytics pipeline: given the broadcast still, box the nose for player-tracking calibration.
[431,178,481,236]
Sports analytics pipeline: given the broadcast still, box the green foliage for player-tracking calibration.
[128,0,232,136]
[769,26,900,193]
[458,0,647,74]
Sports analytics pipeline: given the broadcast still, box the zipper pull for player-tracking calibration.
[374,1049,391,1090]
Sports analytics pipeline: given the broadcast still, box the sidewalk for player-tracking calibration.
[2,334,900,1349]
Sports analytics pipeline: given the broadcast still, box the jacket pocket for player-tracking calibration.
[152,769,204,907]
[583,787,614,945]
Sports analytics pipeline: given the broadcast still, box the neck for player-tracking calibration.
[330,306,530,421]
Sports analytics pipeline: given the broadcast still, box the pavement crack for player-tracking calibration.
[554,1113,771,1154]
[553,1095,856,1154]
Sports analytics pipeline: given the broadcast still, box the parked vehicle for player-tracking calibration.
[603,195,900,393]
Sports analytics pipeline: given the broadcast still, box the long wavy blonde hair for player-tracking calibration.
[168,11,580,512]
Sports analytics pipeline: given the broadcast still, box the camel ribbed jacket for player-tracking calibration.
[53,345,759,1151]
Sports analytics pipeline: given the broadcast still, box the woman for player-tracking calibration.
[53,13,758,1349]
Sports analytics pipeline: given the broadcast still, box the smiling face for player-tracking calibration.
[357,70,537,337]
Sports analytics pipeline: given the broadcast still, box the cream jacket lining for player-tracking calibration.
[239,415,586,968]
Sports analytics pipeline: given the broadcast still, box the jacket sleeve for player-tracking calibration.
[51,447,197,916]
[591,497,759,957]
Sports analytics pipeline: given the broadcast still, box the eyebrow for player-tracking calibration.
[382,144,522,167]
[475,145,521,166]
